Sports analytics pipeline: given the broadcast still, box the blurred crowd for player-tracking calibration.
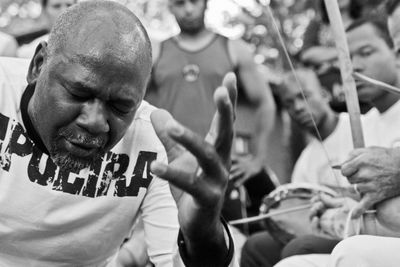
[1,0,400,266]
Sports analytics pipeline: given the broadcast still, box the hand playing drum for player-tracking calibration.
[259,183,336,245]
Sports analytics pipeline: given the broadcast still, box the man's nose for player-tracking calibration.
[77,99,110,134]
[293,98,305,112]
[352,56,364,73]
[184,2,195,15]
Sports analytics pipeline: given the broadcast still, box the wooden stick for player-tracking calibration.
[324,0,365,149]
[229,204,312,225]
[353,72,400,95]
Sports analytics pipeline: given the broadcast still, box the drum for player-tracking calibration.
[259,183,336,245]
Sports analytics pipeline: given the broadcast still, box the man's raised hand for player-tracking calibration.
[149,73,237,266]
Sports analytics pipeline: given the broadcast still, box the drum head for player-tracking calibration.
[259,183,336,245]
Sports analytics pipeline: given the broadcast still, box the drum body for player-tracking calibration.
[259,183,336,245]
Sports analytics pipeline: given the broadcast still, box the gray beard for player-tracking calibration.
[51,152,94,173]
[50,139,105,174]
[50,127,107,173]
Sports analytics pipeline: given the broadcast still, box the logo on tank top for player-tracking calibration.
[182,64,200,82]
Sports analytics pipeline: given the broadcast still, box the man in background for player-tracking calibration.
[17,0,76,58]
[241,69,344,267]
[275,14,400,267]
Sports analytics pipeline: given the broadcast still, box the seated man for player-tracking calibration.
[241,68,346,267]
[0,1,237,266]
[274,13,400,267]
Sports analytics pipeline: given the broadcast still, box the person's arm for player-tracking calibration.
[150,73,238,266]
[300,46,338,66]
[228,39,276,184]
[300,20,338,66]
[341,147,400,218]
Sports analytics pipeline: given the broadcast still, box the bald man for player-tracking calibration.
[0,1,236,266]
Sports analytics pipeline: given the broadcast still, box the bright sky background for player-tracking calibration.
[146,0,260,40]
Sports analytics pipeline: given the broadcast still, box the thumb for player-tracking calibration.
[150,109,185,161]
[222,72,237,113]
[351,194,374,219]
[319,194,345,209]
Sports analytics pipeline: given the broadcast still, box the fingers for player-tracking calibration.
[167,119,225,180]
[341,153,363,178]
[150,161,198,197]
[309,201,325,219]
[309,194,345,220]
[310,216,321,234]
[150,109,185,162]
[341,148,370,178]
[213,86,235,165]
[341,147,384,180]
[222,72,237,113]
[205,73,237,167]
[351,194,375,219]
[319,194,345,208]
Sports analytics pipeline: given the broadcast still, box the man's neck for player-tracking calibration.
[313,111,339,140]
[175,28,214,51]
[373,92,400,113]
[373,79,400,113]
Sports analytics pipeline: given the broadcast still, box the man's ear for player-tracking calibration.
[27,41,48,85]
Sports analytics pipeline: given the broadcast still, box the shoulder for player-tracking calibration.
[226,38,254,67]
[0,32,17,50]
[298,138,321,160]
[0,57,30,118]
[134,100,158,123]
[151,36,174,65]
[124,100,165,152]
[0,57,30,94]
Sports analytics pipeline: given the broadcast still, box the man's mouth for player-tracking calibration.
[296,113,312,124]
[63,138,101,158]
[355,81,366,89]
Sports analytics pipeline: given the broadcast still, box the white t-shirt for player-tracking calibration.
[0,32,17,57]
[291,104,400,187]
[0,57,236,267]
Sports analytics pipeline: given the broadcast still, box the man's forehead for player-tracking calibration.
[281,82,311,99]
[347,24,382,51]
[66,18,134,56]
[57,18,151,76]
